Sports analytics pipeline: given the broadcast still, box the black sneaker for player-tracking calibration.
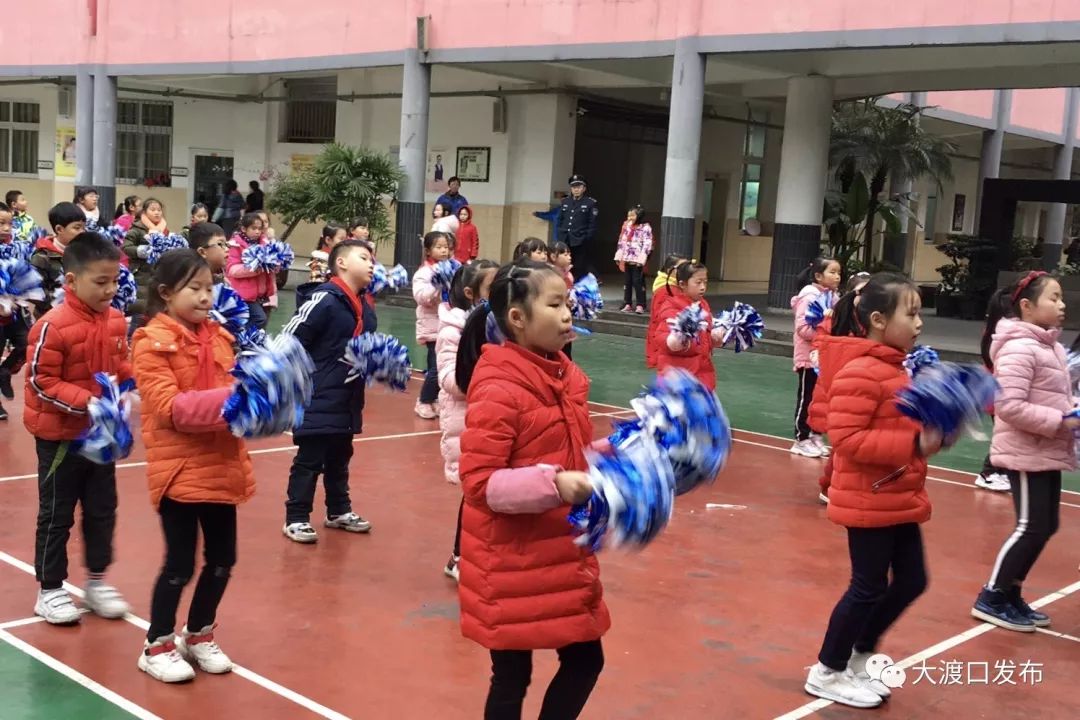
[0,369,12,400]
[0,401,8,421]
[1008,587,1051,628]
[971,588,1036,632]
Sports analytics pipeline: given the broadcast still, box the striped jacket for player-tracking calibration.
[23,292,132,441]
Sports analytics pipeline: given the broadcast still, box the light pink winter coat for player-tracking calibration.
[989,318,1077,472]
[437,304,468,484]
[412,261,441,344]
[791,284,834,371]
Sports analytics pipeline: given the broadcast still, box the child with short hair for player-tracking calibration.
[30,202,86,316]
[132,249,254,682]
[413,231,453,420]
[187,222,229,284]
[5,189,34,241]
[181,203,209,240]
[281,240,378,543]
[25,232,132,625]
[225,212,276,330]
[123,197,169,322]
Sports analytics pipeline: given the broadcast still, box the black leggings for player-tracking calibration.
[794,368,817,441]
[420,342,439,404]
[986,470,1061,593]
[452,497,463,557]
[622,264,645,307]
[147,498,237,641]
[486,640,604,720]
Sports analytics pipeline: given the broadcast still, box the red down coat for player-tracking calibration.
[458,342,611,650]
[650,286,716,390]
[826,337,931,528]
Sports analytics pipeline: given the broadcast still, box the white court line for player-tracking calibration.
[774,579,1080,720]
[1034,627,1080,644]
[0,615,47,630]
[0,628,163,720]
[0,551,351,720]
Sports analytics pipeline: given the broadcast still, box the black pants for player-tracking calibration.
[980,453,1007,478]
[817,523,928,670]
[453,496,463,557]
[794,368,818,441]
[986,470,1061,593]
[485,640,604,720]
[622,264,646,307]
[285,433,354,524]
[570,244,591,282]
[0,316,28,373]
[246,301,268,331]
[419,341,439,404]
[148,498,237,641]
[34,439,117,590]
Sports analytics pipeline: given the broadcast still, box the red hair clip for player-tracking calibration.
[1011,271,1047,304]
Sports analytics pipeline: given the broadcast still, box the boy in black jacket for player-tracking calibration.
[281,240,376,543]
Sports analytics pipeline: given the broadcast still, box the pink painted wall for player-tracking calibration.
[1010,88,1067,135]
[2,0,1080,68]
[925,90,994,120]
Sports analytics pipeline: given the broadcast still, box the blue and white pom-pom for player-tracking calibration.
[146,232,189,265]
[111,265,137,312]
[370,263,410,295]
[27,227,49,246]
[222,334,314,437]
[610,368,732,496]
[1066,352,1080,389]
[431,259,462,301]
[95,224,126,249]
[0,257,45,315]
[0,240,34,262]
[667,302,709,343]
[341,332,412,391]
[714,301,765,353]
[805,292,835,330]
[904,345,940,378]
[210,284,250,334]
[76,374,135,464]
[234,323,267,351]
[570,273,604,320]
[265,240,295,271]
[568,442,676,552]
[83,217,100,232]
[895,362,998,439]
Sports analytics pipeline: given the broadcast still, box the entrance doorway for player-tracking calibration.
[191,151,234,220]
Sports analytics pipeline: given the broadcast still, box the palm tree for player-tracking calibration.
[829,99,956,267]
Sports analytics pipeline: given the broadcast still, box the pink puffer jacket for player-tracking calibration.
[226,234,277,303]
[437,304,468,484]
[792,284,833,371]
[989,318,1077,472]
[412,262,441,344]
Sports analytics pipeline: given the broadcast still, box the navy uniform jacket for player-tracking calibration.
[284,281,378,437]
[557,195,599,248]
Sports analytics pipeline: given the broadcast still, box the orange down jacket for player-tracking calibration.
[24,293,132,441]
[651,286,717,390]
[132,314,254,509]
[825,337,931,528]
[458,342,611,650]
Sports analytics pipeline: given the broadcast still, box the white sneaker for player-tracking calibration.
[176,625,233,674]
[848,651,892,698]
[804,662,883,708]
[811,434,831,457]
[818,492,829,505]
[444,554,460,582]
[283,522,318,543]
[414,401,438,420]
[324,512,371,533]
[83,582,130,619]
[138,635,196,683]
[34,589,82,625]
[975,473,1011,492]
[790,439,823,458]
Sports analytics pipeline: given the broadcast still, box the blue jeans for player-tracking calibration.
[419,342,439,404]
[246,301,268,331]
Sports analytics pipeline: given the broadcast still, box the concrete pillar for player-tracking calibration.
[659,39,705,260]
[75,67,94,187]
[91,73,118,224]
[394,49,430,273]
[1043,87,1078,269]
[767,76,834,308]
[974,89,1011,235]
[888,91,925,272]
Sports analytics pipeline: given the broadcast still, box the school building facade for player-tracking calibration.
[3,1,1080,303]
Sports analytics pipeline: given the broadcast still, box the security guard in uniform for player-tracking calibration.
[556,174,599,281]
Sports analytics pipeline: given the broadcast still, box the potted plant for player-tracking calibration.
[935,237,966,317]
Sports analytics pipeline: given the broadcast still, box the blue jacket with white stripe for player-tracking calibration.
[285,281,377,437]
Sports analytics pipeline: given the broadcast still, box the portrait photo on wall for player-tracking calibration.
[426,148,450,192]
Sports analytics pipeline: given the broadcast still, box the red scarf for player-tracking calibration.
[330,277,365,336]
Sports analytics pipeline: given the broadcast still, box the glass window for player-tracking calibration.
[0,100,40,176]
[282,76,338,143]
[738,111,767,229]
[114,100,173,186]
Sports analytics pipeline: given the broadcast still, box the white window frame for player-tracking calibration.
[0,98,41,178]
